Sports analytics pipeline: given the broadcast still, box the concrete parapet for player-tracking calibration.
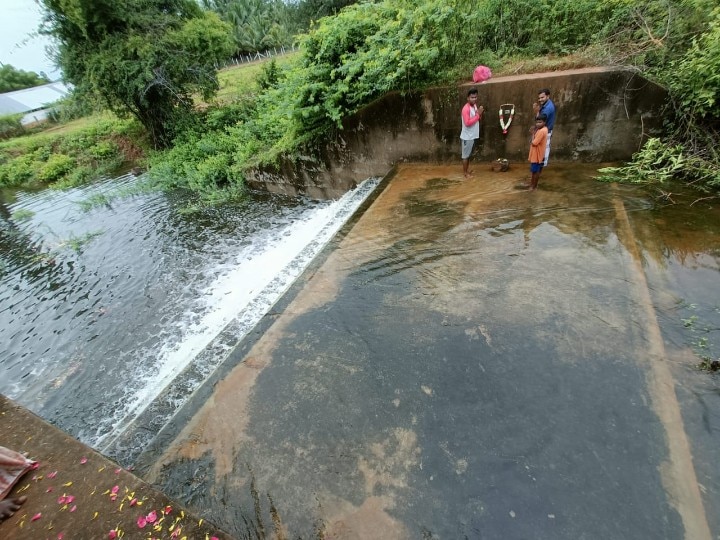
[247,67,666,198]
[0,395,233,540]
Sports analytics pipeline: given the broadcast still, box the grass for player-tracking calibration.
[214,51,300,104]
[0,112,121,154]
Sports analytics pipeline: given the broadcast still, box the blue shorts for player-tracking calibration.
[530,162,542,173]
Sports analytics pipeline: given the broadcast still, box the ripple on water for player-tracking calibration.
[0,175,381,456]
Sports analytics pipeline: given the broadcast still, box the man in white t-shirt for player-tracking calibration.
[460,88,484,178]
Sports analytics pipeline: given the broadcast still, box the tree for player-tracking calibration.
[294,0,358,24]
[201,0,292,55]
[39,0,235,148]
[0,65,50,93]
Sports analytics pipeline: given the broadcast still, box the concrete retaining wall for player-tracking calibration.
[247,67,667,198]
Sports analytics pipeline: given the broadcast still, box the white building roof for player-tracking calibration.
[0,82,72,116]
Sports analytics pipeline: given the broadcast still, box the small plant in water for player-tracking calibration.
[59,231,104,253]
[698,356,720,371]
[77,193,112,212]
[11,208,34,221]
[680,301,720,372]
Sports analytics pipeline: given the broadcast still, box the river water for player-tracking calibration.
[0,174,380,461]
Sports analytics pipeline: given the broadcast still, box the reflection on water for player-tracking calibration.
[0,174,380,458]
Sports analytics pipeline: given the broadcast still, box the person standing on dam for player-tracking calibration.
[528,114,549,190]
[460,87,484,178]
[532,88,555,166]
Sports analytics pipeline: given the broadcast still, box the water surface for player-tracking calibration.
[0,174,379,459]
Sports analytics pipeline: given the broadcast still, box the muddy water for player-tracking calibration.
[147,163,720,539]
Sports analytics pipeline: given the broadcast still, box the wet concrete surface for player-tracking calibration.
[0,395,233,540]
[143,162,719,539]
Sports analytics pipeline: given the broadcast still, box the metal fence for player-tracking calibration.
[215,45,299,69]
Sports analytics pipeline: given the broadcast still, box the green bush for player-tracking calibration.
[669,8,720,119]
[38,154,76,182]
[88,141,118,159]
[598,138,720,190]
[0,115,146,188]
[256,59,282,90]
[0,154,36,186]
[0,114,24,140]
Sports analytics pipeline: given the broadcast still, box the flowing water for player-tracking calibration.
[0,174,380,463]
[3,163,720,538]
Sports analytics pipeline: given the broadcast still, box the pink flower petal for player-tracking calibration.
[115,468,122,474]
[146,510,158,523]
[164,506,172,515]
[137,516,147,529]
[108,530,117,539]
[70,505,77,513]
[46,487,54,493]
[111,485,120,494]
[47,471,58,479]
[31,512,42,521]
[80,457,88,464]
[57,496,67,505]
[30,462,40,470]
[129,498,138,507]
[58,534,64,540]
[66,495,75,504]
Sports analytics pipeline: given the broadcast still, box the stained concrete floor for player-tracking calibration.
[138,162,720,539]
[0,395,234,540]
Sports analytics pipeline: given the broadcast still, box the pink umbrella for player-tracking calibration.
[473,65,492,83]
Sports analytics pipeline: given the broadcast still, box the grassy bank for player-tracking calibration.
[0,114,148,189]
[0,54,298,192]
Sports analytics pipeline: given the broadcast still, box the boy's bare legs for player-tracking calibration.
[463,158,473,178]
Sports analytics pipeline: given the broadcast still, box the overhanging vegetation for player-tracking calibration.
[1,0,719,200]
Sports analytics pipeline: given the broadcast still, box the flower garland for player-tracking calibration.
[499,105,515,134]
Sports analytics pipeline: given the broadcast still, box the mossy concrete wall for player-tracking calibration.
[247,67,667,198]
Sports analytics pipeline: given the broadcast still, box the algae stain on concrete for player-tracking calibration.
[320,428,420,539]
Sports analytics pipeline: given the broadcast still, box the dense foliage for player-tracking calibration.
[293,0,359,25]
[2,0,719,196]
[40,0,235,148]
[0,115,25,141]
[0,65,50,93]
[201,0,364,54]
[0,116,147,188]
[598,2,720,189]
[201,0,292,54]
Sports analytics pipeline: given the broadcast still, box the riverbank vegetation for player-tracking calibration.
[0,115,146,189]
[1,0,719,200]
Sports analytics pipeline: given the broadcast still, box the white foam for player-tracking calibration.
[96,178,380,449]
